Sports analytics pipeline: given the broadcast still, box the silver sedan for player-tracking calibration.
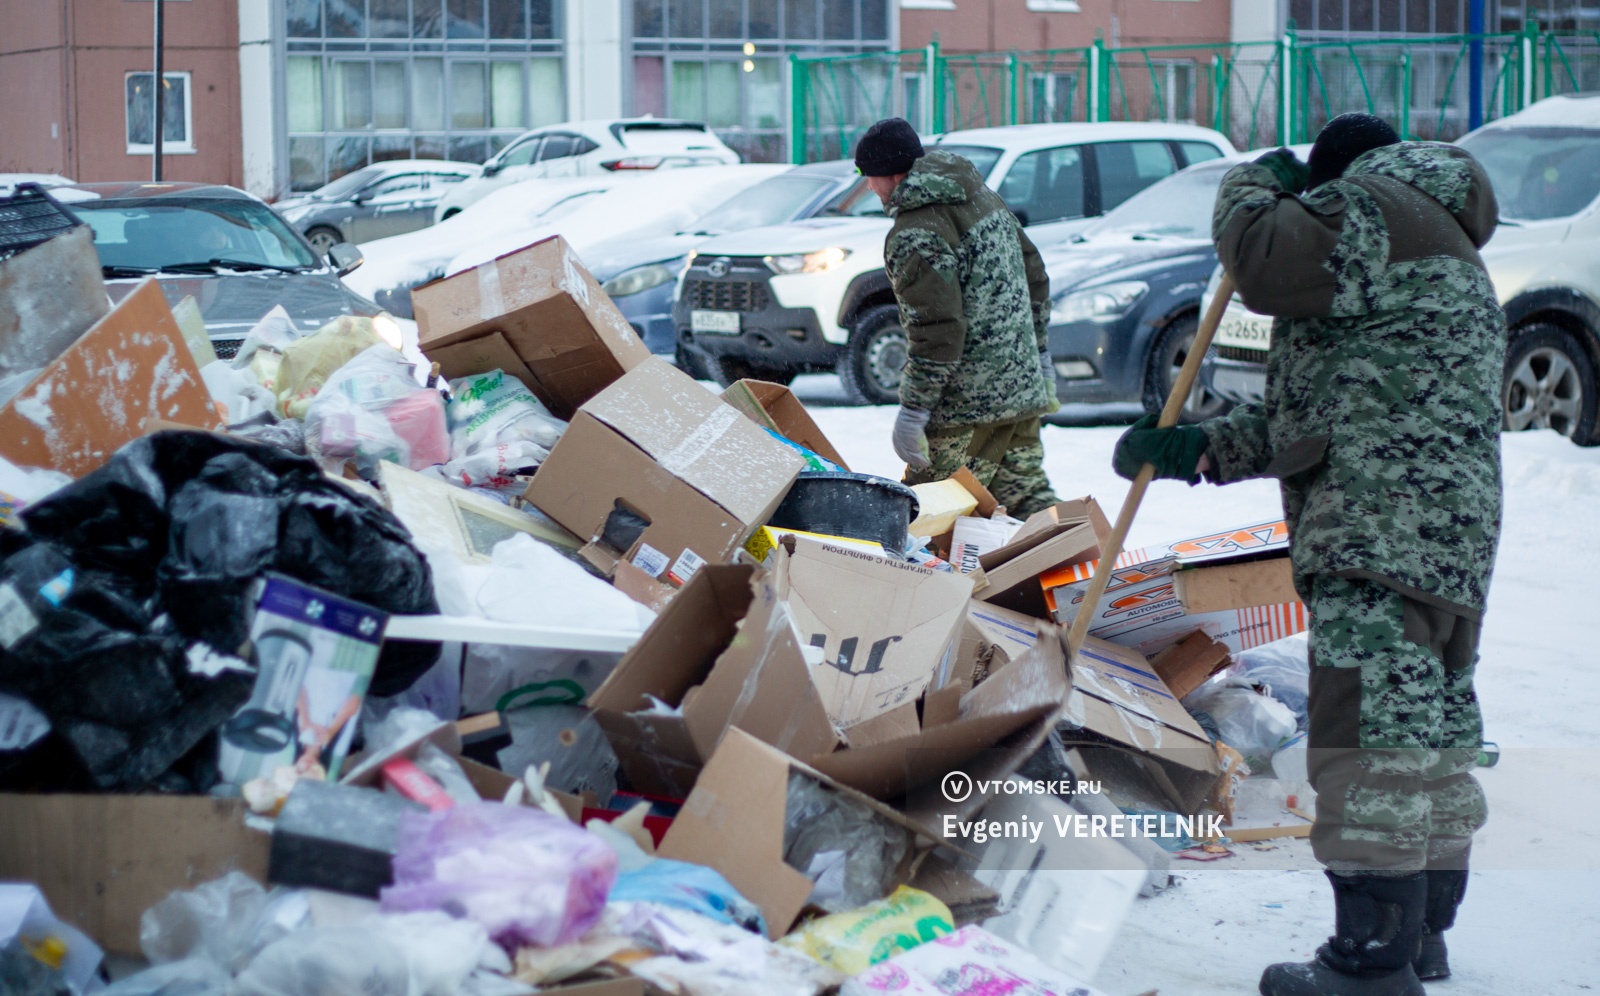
[275,159,476,254]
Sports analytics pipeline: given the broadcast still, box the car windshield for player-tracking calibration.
[685,175,838,234]
[75,198,321,272]
[933,144,1004,179]
[819,178,887,217]
[1458,127,1600,221]
[312,166,384,201]
[1078,163,1231,240]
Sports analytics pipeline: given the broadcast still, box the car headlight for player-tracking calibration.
[765,247,851,275]
[1050,280,1149,324]
[602,263,677,298]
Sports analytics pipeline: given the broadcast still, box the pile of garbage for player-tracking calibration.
[0,191,1322,996]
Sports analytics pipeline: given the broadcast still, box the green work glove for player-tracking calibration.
[1112,414,1210,483]
[1256,147,1310,195]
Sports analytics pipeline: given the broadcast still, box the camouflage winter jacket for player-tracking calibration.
[1200,143,1506,617]
[884,150,1057,428]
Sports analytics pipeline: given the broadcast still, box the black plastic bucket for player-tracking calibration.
[767,471,921,554]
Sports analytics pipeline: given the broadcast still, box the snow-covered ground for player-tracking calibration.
[792,374,1600,996]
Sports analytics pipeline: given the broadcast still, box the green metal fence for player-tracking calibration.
[789,28,1600,163]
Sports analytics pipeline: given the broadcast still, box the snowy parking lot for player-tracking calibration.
[793,374,1600,995]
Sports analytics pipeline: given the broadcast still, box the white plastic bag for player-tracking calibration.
[230,912,505,996]
[1182,679,1298,766]
[1226,632,1310,726]
[303,345,449,474]
[437,370,566,489]
[230,305,301,394]
[138,872,308,975]
[100,958,230,996]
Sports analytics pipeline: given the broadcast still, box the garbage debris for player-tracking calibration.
[304,344,448,476]
[0,883,104,996]
[273,315,384,420]
[1225,631,1310,727]
[841,924,1109,996]
[270,778,423,897]
[437,369,566,490]
[768,471,920,554]
[779,885,953,974]
[1181,678,1299,769]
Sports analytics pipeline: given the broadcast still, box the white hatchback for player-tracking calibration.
[433,119,740,222]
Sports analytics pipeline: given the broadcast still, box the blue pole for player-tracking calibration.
[1468,0,1485,130]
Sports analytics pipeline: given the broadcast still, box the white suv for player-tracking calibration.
[1204,94,1600,444]
[673,122,1236,403]
[433,118,739,221]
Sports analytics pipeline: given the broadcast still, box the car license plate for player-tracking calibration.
[1214,311,1274,350]
[691,310,741,335]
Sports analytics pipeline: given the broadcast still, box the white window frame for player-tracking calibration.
[901,0,956,9]
[1026,0,1081,12]
[125,70,195,155]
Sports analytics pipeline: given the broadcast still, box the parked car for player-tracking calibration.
[1201,93,1600,444]
[674,122,1236,403]
[0,173,72,197]
[1041,146,1311,421]
[433,119,740,222]
[582,159,864,363]
[58,182,385,357]
[274,160,477,254]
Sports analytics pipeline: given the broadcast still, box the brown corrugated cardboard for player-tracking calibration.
[658,727,940,939]
[413,235,651,419]
[0,279,220,477]
[1148,629,1233,700]
[719,379,849,470]
[1174,556,1299,614]
[960,601,1047,689]
[975,521,1102,617]
[0,794,269,957]
[771,535,973,734]
[588,564,837,799]
[526,359,805,578]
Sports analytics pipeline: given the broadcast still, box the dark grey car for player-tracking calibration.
[62,182,385,358]
[274,160,476,254]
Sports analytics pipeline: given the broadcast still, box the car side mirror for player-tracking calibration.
[481,161,504,177]
[328,242,364,277]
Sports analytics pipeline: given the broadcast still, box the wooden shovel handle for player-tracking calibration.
[1064,273,1238,657]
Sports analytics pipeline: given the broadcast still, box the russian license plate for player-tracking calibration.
[691,309,741,334]
[1214,312,1274,350]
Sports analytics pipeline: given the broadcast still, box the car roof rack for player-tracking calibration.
[0,182,85,263]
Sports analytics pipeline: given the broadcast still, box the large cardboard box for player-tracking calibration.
[526,359,805,580]
[973,498,1109,617]
[587,564,837,799]
[0,279,220,477]
[719,379,848,470]
[770,535,973,738]
[413,235,651,419]
[0,794,269,957]
[1043,519,1305,656]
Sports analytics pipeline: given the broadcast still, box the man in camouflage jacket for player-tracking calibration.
[1113,115,1504,996]
[853,118,1060,516]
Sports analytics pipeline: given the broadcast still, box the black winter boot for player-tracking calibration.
[1259,871,1428,996]
[1415,868,1468,981]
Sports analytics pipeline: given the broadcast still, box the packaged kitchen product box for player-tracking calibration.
[413,235,651,420]
[1042,519,1305,656]
[587,564,837,799]
[526,358,805,581]
[218,575,389,786]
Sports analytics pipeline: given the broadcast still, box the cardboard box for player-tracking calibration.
[908,478,980,538]
[974,499,1108,617]
[0,279,220,477]
[413,235,651,420]
[1148,629,1233,700]
[588,564,837,799]
[1043,519,1306,656]
[719,379,848,470]
[0,794,269,957]
[771,535,972,736]
[959,600,1046,689]
[924,468,1001,559]
[657,727,939,939]
[526,359,805,580]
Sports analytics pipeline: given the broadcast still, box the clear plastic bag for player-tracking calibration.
[1226,633,1310,728]
[438,371,567,489]
[379,801,618,948]
[231,305,301,395]
[1182,680,1299,767]
[303,345,448,475]
[101,957,230,996]
[783,773,911,914]
[230,912,503,996]
[139,872,309,975]
[275,315,384,419]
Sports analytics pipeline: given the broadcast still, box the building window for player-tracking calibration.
[125,71,193,154]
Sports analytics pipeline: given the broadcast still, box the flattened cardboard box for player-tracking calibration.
[0,794,269,957]
[719,379,849,470]
[0,279,220,477]
[413,235,651,419]
[587,564,837,799]
[526,358,805,579]
[1043,519,1305,656]
[771,535,972,735]
[974,506,1106,617]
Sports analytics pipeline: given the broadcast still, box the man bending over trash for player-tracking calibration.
[1112,114,1505,996]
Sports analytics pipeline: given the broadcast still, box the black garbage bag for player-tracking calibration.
[2,432,441,789]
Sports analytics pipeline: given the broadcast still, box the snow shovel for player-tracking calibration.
[1064,273,1238,657]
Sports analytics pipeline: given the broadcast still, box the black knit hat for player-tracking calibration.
[1307,113,1400,188]
[854,117,925,177]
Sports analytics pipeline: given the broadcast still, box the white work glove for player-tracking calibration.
[1040,349,1054,384]
[892,406,933,471]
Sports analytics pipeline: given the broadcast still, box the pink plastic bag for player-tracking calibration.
[380,801,617,949]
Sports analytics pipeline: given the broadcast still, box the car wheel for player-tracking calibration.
[1142,312,1233,423]
[707,354,798,388]
[1502,323,1596,443]
[305,226,343,257]
[440,208,461,221]
[674,345,713,382]
[838,305,908,406]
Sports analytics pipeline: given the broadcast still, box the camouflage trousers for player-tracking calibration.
[1307,575,1487,873]
[903,417,1059,519]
